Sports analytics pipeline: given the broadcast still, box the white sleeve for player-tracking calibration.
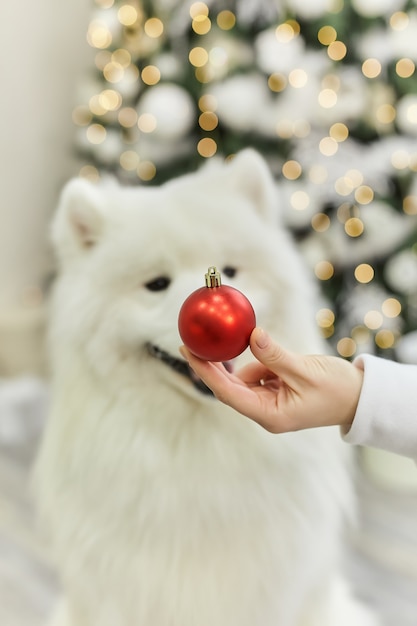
[342,354,417,460]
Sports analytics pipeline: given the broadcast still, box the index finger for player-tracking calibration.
[179,347,285,430]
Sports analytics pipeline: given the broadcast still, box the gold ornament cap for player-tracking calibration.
[205,266,221,287]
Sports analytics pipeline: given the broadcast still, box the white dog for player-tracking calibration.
[36,150,378,626]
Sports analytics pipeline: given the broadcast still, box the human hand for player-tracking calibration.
[180,327,363,434]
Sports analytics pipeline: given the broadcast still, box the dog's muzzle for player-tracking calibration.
[146,343,214,396]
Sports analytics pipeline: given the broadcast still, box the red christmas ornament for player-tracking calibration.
[178,266,256,361]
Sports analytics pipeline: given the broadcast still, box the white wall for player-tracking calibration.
[0,0,92,373]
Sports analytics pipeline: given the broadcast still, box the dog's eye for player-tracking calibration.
[145,276,171,292]
[222,266,237,279]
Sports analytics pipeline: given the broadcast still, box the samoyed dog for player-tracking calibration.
[36,150,378,626]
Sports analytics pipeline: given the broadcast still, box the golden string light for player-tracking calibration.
[192,15,211,35]
[345,169,363,187]
[289,69,308,88]
[290,190,310,210]
[344,216,364,237]
[198,94,217,111]
[282,160,302,180]
[376,104,396,125]
[391,150,410,169]
[355,185,374,204]
[375,330,395,349]
[352,326,371,346]
[197,137,217,157]
[390,11,409,30]
[120,150,140,170]
[311,213,331,232]
[137,113,157,132]
[79,165,100,181]
[316,308,335,327]
[89,95,107,116]
[112,48,131,67]
[141,65,161,85]
[87,20,112,49]
[318,88,337,108]
[275,22,297,42]
[144,17,164,38]
[189,47,209,67]
[319,136,338,156]
[86,123,106,144]
[316,308,335,338]
[396,58,415,78]
[314,261,334,281]
[99,89,122,111]
[118,4,138,26]
[337,202,355,223]
[337,337,356,358]
[103,61,124,83]
[403,195,417,215]
[137,161,156,181]
[362,58,381,78]
[190,2,208,18]
[217,10,235,30]
[118,107,138,127]
[318,26,337,45]
[268,73,287,92]
[354,264,374,283]
[334,177,355,196]
[364,310,384,330]
[327,41,347,61]
[198,111,218,131]
[329,122,348,142]
[286,19,301,36]
[382,298,402,317]
[195,66,211,83]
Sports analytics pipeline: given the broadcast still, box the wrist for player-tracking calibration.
[341,363,364,431]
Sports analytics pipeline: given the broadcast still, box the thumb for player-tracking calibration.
[250,328,302,381]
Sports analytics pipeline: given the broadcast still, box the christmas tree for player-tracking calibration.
[73,0,417,362]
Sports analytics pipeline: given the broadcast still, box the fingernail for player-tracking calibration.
[179,346,188,360]
[255,327,268,349]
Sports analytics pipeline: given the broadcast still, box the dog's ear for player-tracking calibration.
[226,149,278,222]
[51,178,104,262]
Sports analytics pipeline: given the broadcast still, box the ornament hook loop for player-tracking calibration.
[205,266,222,288]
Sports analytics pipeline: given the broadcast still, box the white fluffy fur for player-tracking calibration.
[36,150,378,626]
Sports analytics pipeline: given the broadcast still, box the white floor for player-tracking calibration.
[0,445,58,626]
[0,383,416,626]
[347,455,417,626]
